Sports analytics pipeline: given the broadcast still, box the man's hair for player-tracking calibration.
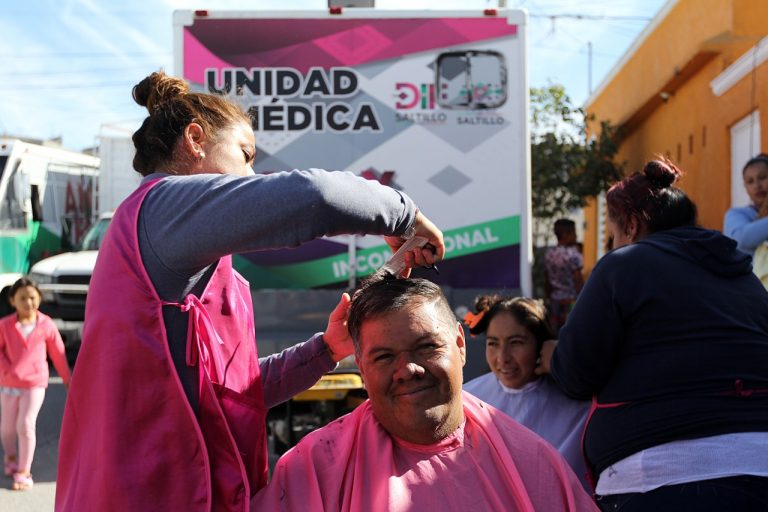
[553,218,576,241]
[348,276,456,354]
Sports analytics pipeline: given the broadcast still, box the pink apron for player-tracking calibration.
[56,178,267,512]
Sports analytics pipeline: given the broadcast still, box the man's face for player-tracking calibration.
[356,300,466,445]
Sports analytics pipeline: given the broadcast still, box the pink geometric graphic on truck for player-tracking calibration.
[185,18,517,74]
[369,19,517,65]
[313,25,393,66]
[184,30,234,85]
[439,18,517,43]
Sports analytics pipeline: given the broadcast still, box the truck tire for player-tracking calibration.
[0,288,12,318]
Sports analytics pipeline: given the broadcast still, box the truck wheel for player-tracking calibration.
[0,288,12,318]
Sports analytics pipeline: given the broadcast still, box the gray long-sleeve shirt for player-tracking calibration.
[137,169,417,412]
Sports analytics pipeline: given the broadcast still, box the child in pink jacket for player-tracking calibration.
[0,277,71,490]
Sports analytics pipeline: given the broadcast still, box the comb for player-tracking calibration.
[374,236,430,278]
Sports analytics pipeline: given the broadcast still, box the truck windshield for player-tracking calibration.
[79,217,111,251]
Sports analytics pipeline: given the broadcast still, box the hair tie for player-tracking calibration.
[463,310,485,330]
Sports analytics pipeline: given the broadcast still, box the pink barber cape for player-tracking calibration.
[56,178,267,512]
[253,392,597,512]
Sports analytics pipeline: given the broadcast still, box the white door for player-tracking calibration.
[730,110,761,207]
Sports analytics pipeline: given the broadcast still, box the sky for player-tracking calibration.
[0,0,667,151]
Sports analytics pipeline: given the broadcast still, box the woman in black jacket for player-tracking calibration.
[549,159,768,511]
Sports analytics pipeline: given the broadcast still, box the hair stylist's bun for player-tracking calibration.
[643,159,681,190]
[132,71,189,115]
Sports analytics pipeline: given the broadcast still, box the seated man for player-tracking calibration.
[253,277,596,512]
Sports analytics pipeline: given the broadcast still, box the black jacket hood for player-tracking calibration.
[638,226,752,277]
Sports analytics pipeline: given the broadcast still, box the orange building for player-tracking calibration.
[582,0,768,270]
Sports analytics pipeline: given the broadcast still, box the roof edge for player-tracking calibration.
[710,36,768,97]
[584,0,678,109]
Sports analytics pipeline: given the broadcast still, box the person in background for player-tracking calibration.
[724,154,768,288]
[544,218,583,332]
[463,295,589,490]
[254,277,596,512]
[56,71,444,512]
[0,277,71,491]
[546,159,768,511]
[724,153,768,256]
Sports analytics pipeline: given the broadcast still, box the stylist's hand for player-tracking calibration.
[534,339,557,375]
[323,293,353,363]
[384,210,445,275]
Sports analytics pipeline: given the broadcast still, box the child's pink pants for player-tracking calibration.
[1,387,46,473]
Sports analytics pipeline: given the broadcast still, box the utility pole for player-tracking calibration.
[587,41,593,95]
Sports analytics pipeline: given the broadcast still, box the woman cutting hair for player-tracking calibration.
[55,71,443,512]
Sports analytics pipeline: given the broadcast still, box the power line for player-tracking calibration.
[532,44,619,59]
[0,51,171,59]
[3,65,165,79]
[0,81,135,91]
[0,11,165,18]
[529,13,652,22]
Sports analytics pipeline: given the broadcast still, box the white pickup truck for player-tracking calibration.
[29,211,112,321]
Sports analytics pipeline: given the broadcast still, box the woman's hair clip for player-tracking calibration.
[463,310,486,330]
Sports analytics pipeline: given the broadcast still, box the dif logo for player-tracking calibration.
[359,167,399,190]
[395,83,445,110]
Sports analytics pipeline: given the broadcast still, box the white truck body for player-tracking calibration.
[0,138,99,314]
[174,8,532,294]
[97,135,142,213]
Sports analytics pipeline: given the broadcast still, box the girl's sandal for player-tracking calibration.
[12,472,33,491]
